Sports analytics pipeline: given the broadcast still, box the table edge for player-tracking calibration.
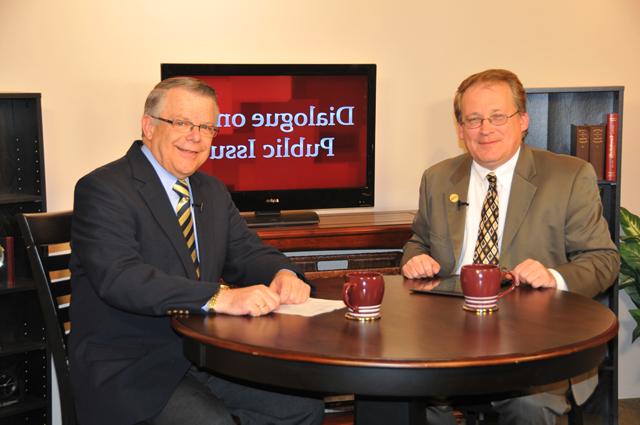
[172,314,618,369]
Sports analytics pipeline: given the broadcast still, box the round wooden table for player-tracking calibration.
[172,275,617,424]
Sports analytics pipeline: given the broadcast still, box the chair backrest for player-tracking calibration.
[18,211,76,425]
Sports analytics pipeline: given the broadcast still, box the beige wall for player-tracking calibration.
[2,0,639,396]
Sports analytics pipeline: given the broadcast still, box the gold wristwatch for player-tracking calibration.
[206,284,230,313]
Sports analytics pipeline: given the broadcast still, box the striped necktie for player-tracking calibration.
[473,173,499,265]
[173,179,200,279]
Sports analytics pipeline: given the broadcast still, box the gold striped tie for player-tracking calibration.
[473,173,499,265]
[173,179,200,279]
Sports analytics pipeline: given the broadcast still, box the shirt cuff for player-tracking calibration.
[548,268,568,291]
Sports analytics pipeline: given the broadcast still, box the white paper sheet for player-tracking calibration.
[274,298,346,317]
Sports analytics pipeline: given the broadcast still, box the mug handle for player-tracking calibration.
[342,282,359,312]
[497,271,518,299]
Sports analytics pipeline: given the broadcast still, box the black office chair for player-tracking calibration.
[18,211,76,425]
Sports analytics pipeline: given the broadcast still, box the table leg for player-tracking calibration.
[354,396,427,425]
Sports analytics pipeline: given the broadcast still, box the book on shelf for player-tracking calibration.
[605,113,618,182]
[570,124,590,162]
[588,124,606,181]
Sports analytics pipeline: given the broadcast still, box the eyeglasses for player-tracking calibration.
[461,111,520,129]
[149,115,219,138]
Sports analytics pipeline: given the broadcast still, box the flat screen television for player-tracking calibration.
[160,63,376,227]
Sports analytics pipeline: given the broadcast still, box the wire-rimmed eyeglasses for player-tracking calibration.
[149,115,219,138]
[461,111,520,129]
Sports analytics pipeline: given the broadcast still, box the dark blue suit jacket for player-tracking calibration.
[69,141,305,425]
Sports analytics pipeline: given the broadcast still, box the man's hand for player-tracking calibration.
[401,254,441,279]
[269,269,311,304]
[214,284,280,317]
[511,259,557,289]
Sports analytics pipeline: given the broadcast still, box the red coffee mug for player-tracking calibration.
[460,264,516,313]
[342,272,385,321]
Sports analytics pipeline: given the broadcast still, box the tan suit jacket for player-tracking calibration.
[402,144,619,404]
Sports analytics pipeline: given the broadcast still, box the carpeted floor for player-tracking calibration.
[617,398,640,425]
[322,398,640,424]
[556,398,640,425]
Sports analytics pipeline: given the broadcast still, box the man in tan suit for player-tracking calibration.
[402,69,619,425]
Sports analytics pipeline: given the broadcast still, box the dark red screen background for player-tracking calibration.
[195,75,370,191]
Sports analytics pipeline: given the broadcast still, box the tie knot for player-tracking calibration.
[173,179,190,200]
[486,173,497,185]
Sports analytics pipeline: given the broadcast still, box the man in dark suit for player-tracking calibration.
[402,69,619,425]
[69,77,325,425]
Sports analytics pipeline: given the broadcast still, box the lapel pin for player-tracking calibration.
[449,193,459,203]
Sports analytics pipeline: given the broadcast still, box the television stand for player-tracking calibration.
[243,210,320,228]
[251,210,416,278]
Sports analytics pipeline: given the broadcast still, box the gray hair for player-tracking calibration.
[144,77,218,117]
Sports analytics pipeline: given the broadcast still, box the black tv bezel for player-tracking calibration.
[160,63,376,214]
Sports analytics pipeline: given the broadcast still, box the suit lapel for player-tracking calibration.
[127,142,198,279]
[501,145,538,257]
[446,156,472,268]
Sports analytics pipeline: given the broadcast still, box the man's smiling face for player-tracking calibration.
[142,87,219,179]
[456,81,528,170]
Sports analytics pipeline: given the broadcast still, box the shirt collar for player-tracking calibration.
[140,143,190,191]
[471,145,521,184]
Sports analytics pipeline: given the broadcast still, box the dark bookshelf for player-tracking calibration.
[0,294,47,424]
[526,86,623,425]
[0,93,47,424]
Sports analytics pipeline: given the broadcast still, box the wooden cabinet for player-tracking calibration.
[0,93,47,424]
[526,86,623,425]
[251,210,415,278]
